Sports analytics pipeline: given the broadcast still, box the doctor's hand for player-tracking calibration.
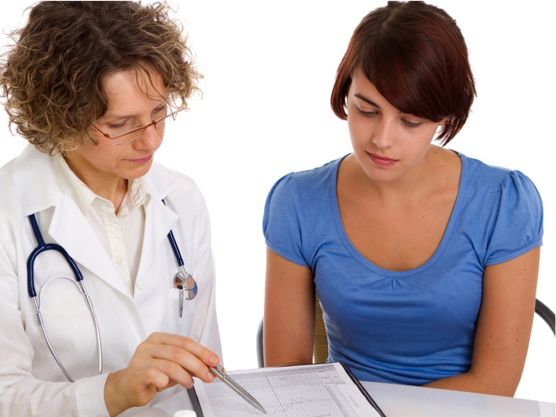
[104,332,219,417]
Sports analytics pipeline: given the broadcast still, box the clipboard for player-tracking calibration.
[188,362,387,417]
[187,386,204,417]
[339,362,387,417]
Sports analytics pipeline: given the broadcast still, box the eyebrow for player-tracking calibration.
[102,103,167,120]
[354,93,381,108]
[353,93,421,119]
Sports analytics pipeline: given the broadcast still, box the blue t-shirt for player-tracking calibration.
[262,152,543,385]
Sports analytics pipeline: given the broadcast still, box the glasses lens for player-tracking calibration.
[110,111,177,144]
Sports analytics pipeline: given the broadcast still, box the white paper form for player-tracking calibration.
[193,362,382,417]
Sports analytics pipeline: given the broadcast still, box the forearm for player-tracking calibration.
[430,249,541,398]
[263,351,313,368]
[425,370,517,397]
[263,308,314,367]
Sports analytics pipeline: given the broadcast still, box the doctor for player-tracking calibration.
[0,2,220,416]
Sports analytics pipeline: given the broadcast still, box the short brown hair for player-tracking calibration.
[0,1,199,154]
[331,1,476,144]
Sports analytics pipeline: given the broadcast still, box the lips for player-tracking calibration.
[366,152,398,167]
[128,154,153,164]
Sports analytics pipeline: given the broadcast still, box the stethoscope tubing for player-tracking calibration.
[26,213,103,381]
[26,201,197,381]
[167,229,185,268]
[165,199,198,307]
[162,199,185,268]
[27,214,84,298]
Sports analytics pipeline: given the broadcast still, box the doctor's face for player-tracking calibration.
[65,65,167,185]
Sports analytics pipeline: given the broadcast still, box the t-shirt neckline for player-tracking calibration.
[330,151,467,277]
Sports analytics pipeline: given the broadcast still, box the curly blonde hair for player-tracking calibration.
[0,1,199,154]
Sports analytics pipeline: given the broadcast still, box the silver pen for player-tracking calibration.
[209,365,267,414]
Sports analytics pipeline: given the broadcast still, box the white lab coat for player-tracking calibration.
[0,146,221,417]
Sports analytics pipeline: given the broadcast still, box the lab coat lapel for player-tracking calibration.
[136,198,178,283]
[48,195,131,298]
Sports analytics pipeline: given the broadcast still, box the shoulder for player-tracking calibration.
[0,146,52,217]
[263,158,343,266]
[0,147,45,252]
[263,157,342,235]
[461,153,513,184]
[266,158,343,204]
[457,153,543,261]
[0,146,38,187]
[0,159,17,202]
[147,162,206,209]
[460,153,541,202]
[146,164,213,244]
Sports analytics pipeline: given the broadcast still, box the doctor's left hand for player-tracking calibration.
[104,332,219,417]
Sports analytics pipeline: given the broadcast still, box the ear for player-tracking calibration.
[435,117,451,135]
[438,117,449,129]
[432,118,448,142]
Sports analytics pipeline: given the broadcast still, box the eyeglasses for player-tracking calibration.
[91,109,181,145]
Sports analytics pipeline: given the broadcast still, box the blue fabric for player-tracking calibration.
[262,152,543,385]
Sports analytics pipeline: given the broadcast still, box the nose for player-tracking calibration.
[371,117,395,149]
[134,122,162,151]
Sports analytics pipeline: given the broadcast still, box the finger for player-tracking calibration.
[147,358,195,389]
[148,344,215,383]
[123,367,169,406]
[140,366,170,391]
[147,332,220,366]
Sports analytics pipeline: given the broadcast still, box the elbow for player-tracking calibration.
[467,367,521,397]
[263,350,313,368]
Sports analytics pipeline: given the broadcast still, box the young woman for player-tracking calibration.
[0,2,220,416]
[263,1,543,396]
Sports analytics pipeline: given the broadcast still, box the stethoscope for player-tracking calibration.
[26,200,197,382]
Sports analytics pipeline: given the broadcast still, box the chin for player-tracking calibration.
[124,161,153,179]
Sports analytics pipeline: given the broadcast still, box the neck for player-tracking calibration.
[344,146,451,206]
[63,155,128,212]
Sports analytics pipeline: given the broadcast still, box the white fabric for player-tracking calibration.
[0,145,221,417]
[51,155,148,293]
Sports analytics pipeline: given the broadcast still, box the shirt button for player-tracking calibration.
[114,257,122,266]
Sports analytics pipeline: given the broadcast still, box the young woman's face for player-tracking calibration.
[347,67,442,184]
[66,65,168,183]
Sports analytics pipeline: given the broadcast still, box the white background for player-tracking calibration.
[1,0,554,404]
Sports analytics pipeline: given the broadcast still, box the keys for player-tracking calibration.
[174,274,185,318]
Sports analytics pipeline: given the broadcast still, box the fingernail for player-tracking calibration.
[206,371,215,381]
[210,355,219,364]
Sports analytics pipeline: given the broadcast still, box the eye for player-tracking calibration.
[107,121,127,129]
[153,105,167,117]
[401,119,423,128]
[357,107,378,118]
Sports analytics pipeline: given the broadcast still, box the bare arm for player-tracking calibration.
[426,247,540,396]
[263,248,315,367]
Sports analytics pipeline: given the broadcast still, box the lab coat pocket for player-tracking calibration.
[168,288,195,334]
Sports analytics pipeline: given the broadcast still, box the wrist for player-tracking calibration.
[104,371,127,417]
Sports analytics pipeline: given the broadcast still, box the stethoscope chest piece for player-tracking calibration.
[174,268,198,300]
[173,267,198,318]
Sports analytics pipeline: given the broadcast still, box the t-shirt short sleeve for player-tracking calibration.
[485,170,543,266]
[262,173,309,267]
